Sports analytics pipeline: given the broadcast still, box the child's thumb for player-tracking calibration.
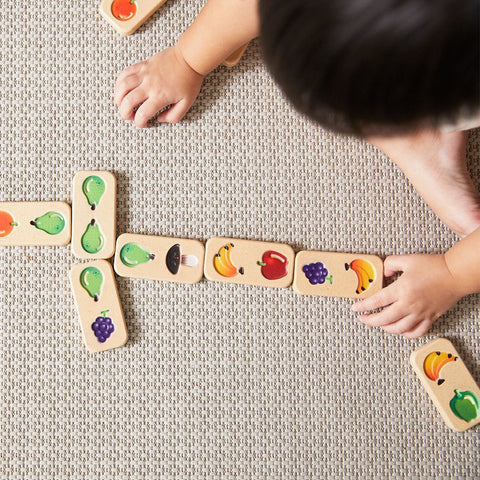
[383,255,409,277]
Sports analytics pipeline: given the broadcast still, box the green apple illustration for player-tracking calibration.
[120,242,155,267]
[80,266,104,302]
[30,211,65,235]
[81,219,105,254]
[82,175,106,211]
[449,389,479,422]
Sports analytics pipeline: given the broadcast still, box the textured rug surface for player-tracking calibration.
[0,2,479,479]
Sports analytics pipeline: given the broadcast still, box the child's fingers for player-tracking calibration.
[114,75,141,106]
[119,90,148,121]
[383,254,410,277]
[358,303,404,327]
[115,62,144,87]
[351,284,396,313]
[133,98,170,128]
[403,319,432,339]
[156,100,189,124]
[381,314,419,335]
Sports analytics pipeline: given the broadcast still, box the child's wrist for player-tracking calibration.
[176,34,217,77]
[443,250,478,297]
[173,42,206,79]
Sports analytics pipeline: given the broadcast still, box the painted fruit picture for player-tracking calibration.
[91,310,115,343]
[214,243,244,277]
[120,242,155,267]
[257,250,288,280]
[80,266,104,302]
[82,175,106,211]
[0,211,17,237]
[81,219,105,254]
[111,0,137,21]
[30,211,65,235]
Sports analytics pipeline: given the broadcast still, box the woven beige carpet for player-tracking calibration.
[1,2,479,479]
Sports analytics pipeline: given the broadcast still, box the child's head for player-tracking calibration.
[259,0,479,136]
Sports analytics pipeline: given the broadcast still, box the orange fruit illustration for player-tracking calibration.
[111,0,137,21]
[0,211,17,237]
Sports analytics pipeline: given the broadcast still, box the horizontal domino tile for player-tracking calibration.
[70,260,128,352]
[204,237,295,288]
[0,201,71,246]
[410,338,480,432]
[72,171,116,260]
[99,0,168,36]
[114,233,205,284]
[293,250,383,299]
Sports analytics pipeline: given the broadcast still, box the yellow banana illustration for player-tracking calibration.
[214,243,244,277]
[345,259,376,294]
[423,351,457,385]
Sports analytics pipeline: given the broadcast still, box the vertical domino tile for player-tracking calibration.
[0,201,71,246]
[72,171,116,260]
[292,250,383,298]
[410,338,480,432]
[70,260,128,352]
[204,237,295,288]
[100,0,168,36]
[114,233,205,283]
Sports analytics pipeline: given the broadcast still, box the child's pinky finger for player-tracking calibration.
[381,314,418,335]
[157,100,189,124]
[358,303,403,327]
[403,319,432,339]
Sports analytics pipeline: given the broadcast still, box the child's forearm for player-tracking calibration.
[444,226,480,295]
[177,0,259,76]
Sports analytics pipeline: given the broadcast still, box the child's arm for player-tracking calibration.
[114,0,259,128]
[351,226,480,337]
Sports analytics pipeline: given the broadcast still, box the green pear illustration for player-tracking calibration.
[450,389,479,422]
[81,219,105,254]
[30,211,65,235]
[80,266,104,302]
[120,242,155,267]
[82,175,106,211]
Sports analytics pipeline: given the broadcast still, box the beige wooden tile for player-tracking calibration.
[100,0,168,36]
[293,250,383,298]
[70,260,128,353]
[410,338,480,432]
[72,171,116,260]
[204,237,294,288]
[0,201,71,246]
[222,43,249,67]
[114,233,205,283]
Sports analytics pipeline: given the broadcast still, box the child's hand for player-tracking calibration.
[351,254,464,338]
[114,46,205,128]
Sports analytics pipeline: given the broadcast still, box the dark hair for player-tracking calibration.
[259,0,480,136]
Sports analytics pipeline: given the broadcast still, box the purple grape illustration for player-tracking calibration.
[302,262,333,285]
[91,310,115,343]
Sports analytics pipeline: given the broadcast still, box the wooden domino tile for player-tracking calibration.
[410,338,480,432]
[204,237,295,288]
[72,171,116,260]
[114,233,205,283]
[100,0,168,36]
[292,250,383,299]
[70,260,128,352]
[0,201,71,246]
[222,43,249,67]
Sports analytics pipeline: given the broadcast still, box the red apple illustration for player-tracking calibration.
[111,0,137,21]
[257,250,288,280]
